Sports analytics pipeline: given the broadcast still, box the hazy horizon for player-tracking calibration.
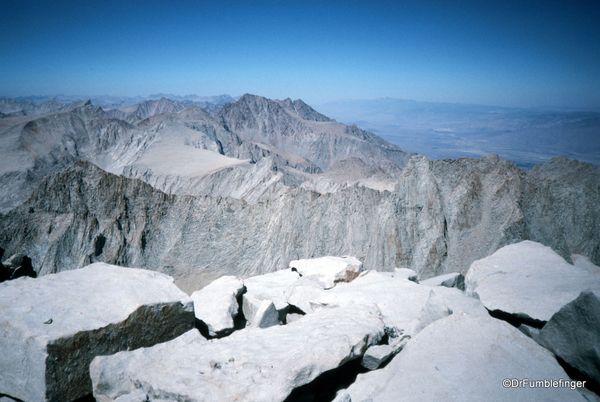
[2,0,599,110]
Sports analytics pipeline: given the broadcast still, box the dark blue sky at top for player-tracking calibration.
[1,0,599,109]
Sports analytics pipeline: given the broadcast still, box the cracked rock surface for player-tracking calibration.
[90,304,385,402]
[0,263,194,402]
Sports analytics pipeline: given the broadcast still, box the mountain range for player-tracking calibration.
[0,94,598,294]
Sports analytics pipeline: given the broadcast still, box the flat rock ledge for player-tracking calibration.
[465,241,600,322]
[0,263,194,402]
[90,304,384,402]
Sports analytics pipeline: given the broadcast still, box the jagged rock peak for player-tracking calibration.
[132,97,185,119]
[222,94,331,123]
[281,97,332,122]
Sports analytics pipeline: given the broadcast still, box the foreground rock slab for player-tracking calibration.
[297,271,487,330]
[0,263,194,402]
[90,304,384,402]
[465,241,600,322]
[290,256,363,289]
[537,290,600,385]
[343,314,587,402]
[190,275,244,337]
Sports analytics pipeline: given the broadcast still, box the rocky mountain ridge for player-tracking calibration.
[1,153,597,294]
[218,94,412,173]
[0,95,411,213]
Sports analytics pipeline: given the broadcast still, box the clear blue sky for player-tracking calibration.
[1,0,599,109]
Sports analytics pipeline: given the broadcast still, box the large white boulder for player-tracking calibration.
[465,241,600,322]
[90,304,385,402]
[343,314,587,402]
[296,270,487,330]
[0,263,194,402]
[190,275,244,337]
[289,256,363,289]
[241,269,300,325]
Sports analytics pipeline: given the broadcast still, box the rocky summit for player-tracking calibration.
[0,247,596,401]
[0,94,599,401]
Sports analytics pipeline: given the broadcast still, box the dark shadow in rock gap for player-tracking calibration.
[283,358,370,402]
[487,308,546,329]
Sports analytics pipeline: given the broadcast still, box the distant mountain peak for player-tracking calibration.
[281,98,331,122]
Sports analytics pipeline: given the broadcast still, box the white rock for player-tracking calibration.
[307,271,487,331]
[242,269,300,325]
[344,314,586,402]
[290,256,363,289]
[90,304,385,402]
[420,272,464,290]
[406,289,453,337]
[285,276,327,313]
[285,313,304,324]
[332,392,352,402]
[253,300,280,328]
[465,241,600,322]
[361,344,395,370]
[0,263,194,402]
[190,275,244,337]
[393,268,419,282]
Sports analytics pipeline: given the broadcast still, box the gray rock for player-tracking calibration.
[406,289,453,337]
[519,324,541,340]
[344,314,586,402]
[419,272,464,290]
[218,94,412,174]
[579,388,600,402]
[290,256,363,289]
[190,275,245,337]
[90,304,385,402]
[0,263,194,402]
[253,300,280,328]
[536,290,600,384]
[1,148,599,291]
[465,241,600,322]
[361,344,395,370]
[0,252,36,282]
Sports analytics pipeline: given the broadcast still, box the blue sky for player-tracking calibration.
[1,0,599,109]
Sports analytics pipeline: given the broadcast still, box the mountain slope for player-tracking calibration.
[218,94,413,175]
[1,155,597,294]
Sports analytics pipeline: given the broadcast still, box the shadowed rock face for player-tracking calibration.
[0,153,597,293]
